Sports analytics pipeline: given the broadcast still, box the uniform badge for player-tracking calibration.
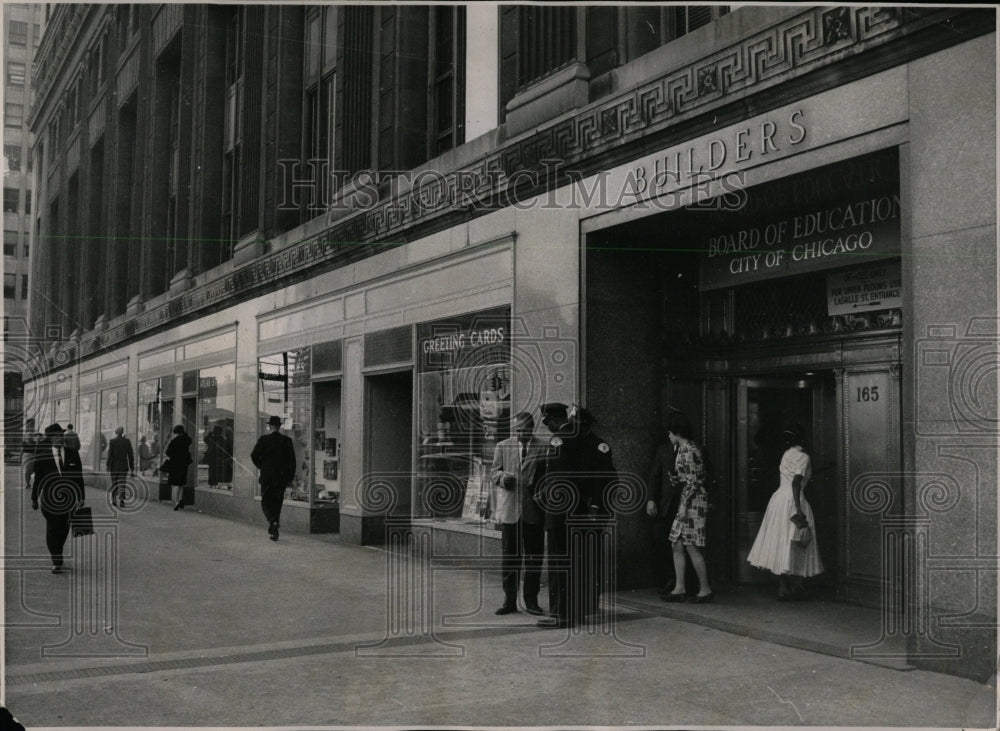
[550,436,563,447]
[598,442,610,453]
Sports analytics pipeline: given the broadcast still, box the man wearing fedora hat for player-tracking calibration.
[251,415,297,541]
[31,424,85,573]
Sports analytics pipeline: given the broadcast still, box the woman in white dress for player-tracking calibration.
[746,424,824,599]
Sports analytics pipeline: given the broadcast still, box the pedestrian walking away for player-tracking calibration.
[746,423,824,600]
[163,425,193,510]
[489,411,548,616]
[106,426,136,508]
[251,415,297,541]
[661,410,713,604]
[30,423,85,573]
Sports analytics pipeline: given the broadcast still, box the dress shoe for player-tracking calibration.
[662,591,688,602]
[51,566,62,574]
[270,524,279,541]
[687,592,714,604]
[495,605,518,615]
[173,500,184,511]
[524,604,546,616]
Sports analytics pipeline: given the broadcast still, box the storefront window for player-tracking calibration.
[137,380,163,475]
[416,307,510,526]
[197,364,236,490]
[77,393,97,470]
[99,386,127,466]
[312,381,341,506]
[257,349,311,503]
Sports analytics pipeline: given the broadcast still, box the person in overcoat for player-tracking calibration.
[489,411,548,616]
[30,423,85,573]
[250,415,297,541]
[164,424,193,510]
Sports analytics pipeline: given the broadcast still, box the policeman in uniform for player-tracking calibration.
[571,406,617,617]
[535,403,617,628]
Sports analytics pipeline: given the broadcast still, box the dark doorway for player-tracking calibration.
[736,373,838,587]
[365,371,413,523]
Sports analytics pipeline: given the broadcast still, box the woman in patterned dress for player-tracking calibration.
[746,424,824,600]
[662,411,713,603]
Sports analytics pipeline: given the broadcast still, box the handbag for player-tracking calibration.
[791,524,812,547]
[71,506,94,537]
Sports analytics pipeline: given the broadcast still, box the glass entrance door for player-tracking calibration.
[735,374,838,585]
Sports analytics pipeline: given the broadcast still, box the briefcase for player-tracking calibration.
[71,506,94,537]
[158,473,172,501]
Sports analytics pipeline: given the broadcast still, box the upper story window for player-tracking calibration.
[4,144,21,170]
[7,62,26,87]
[4,103,23,129]
[119,4,139,50]
[303,5,336,210]
[33,23,40,47]
[9,20,28,46]
[3,188,19,214]
[587,5,730,75]
[429,6,466,156]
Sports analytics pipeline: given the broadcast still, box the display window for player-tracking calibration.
[416,307,510,526]
[312,380,341,506]
[137,379,163,476]
[99,386,127,466]
[257,349,312,503]
[76,393,97,470]
[197,364,236,490]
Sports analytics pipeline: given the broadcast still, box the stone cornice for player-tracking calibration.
[63,5,992,367]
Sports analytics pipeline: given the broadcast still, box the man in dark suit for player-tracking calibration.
[31,423,85,573]
[489,411,547,616]
[106,426,135,508]
[250,415,297,541]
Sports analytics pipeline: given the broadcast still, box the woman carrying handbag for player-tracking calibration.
[746,423,824,600]
[163,424,193,511]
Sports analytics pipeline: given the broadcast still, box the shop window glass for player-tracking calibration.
[197,364,236,490]
[312,380,341,506]
[416,307,510,527]
[100,387,127,466]
[3,273,15,299]
[257,349,312,503]
[77,393,97,470]
[137,379,164,475]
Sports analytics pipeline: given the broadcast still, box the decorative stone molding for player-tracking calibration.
[125,295,145,317]
[169,268,193,295]
[505,62,591,138]
[68,6,987,363]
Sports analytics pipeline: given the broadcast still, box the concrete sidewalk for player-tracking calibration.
[4,472,997,729]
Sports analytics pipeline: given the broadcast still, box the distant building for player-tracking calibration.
[3,2,45,453]
[24,4,997,682]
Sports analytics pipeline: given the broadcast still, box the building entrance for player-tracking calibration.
[735,372,838,587]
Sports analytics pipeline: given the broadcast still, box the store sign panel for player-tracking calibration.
[827,261,902,316]
[698,148,901,291]
[417,306,511,372]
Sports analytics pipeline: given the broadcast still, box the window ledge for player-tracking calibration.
[504,61,591,138]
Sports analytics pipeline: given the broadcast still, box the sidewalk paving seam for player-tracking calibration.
[5,611,650,686]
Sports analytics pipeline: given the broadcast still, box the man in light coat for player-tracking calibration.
[489,411,547,616]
